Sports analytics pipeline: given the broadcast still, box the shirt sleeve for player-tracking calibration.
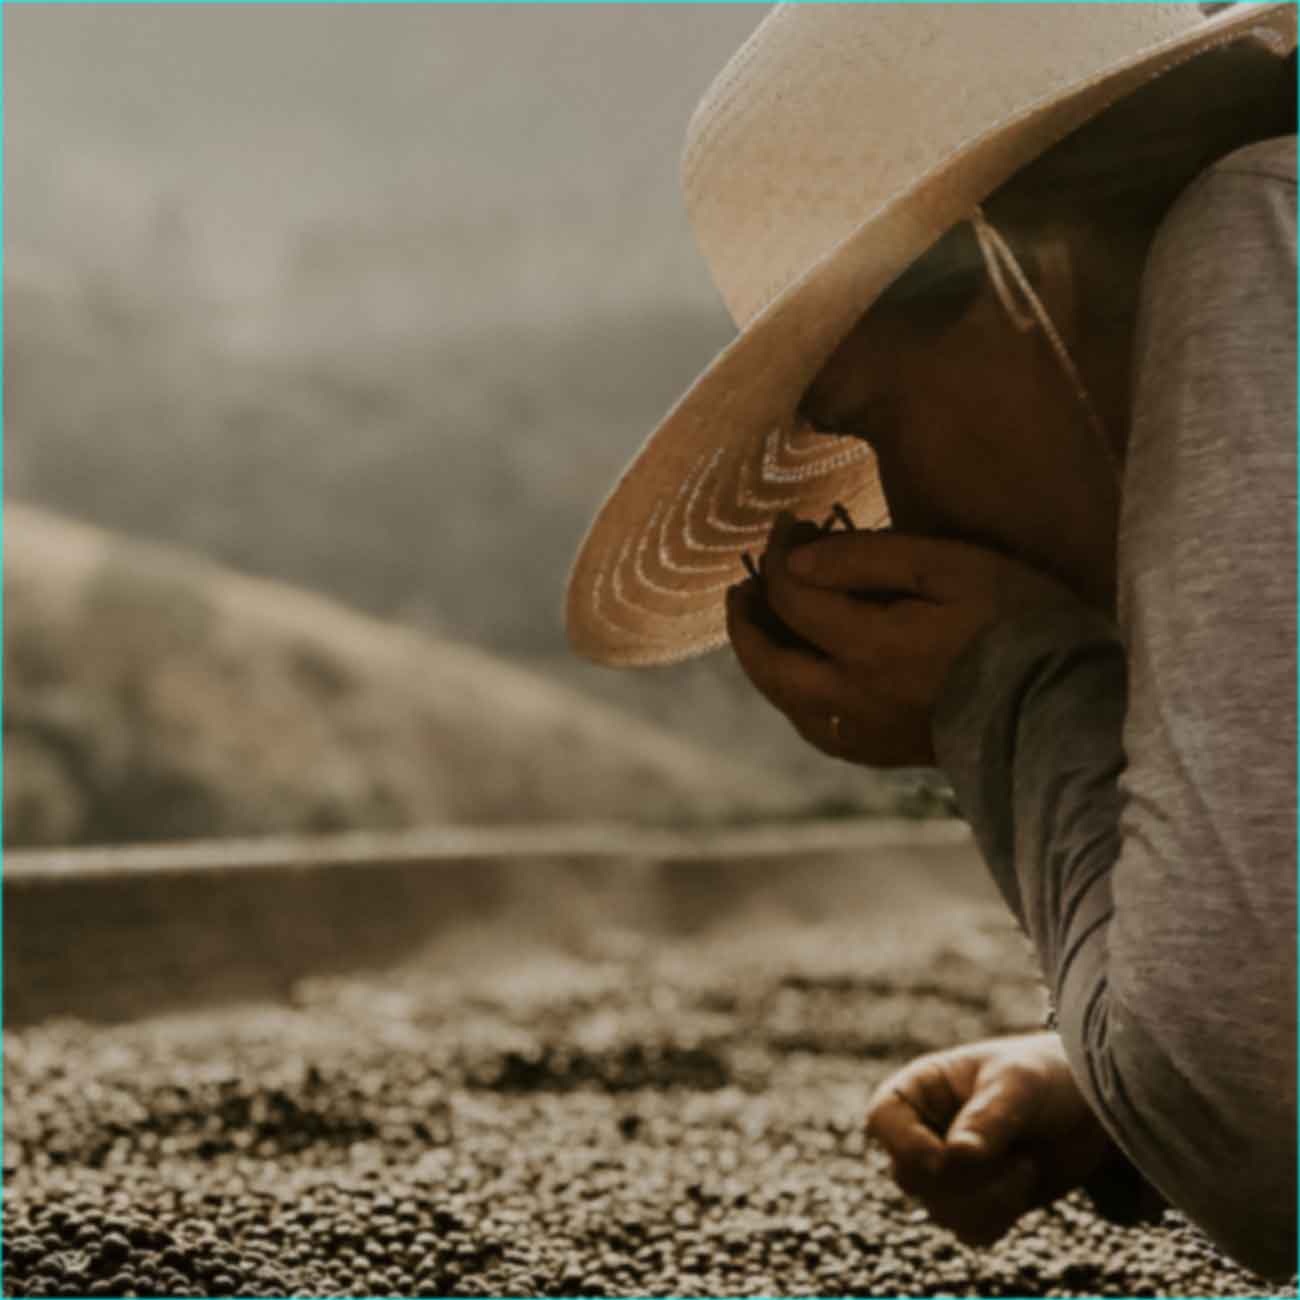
[930,137,1298,1281]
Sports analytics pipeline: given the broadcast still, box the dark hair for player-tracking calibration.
[874,39,1296,331]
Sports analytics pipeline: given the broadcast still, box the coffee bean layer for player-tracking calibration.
[5,923,1289,1297]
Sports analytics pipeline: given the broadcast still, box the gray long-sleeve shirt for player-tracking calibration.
[931,136,1298,1281]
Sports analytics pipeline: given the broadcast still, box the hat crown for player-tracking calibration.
[682,3,1224,329]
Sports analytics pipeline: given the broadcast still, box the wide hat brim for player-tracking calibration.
[566,2,1296,667]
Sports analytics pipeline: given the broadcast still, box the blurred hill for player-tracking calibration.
[3,505,825,849]
[4,262,732,653]
[3,262,951,832]
[3,6,954,837]
[4,7,768,656]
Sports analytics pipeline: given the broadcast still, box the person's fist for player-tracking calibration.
[726,518,1083,766]
[866,1033,1120,1247]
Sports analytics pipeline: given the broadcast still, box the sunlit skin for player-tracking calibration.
[864,1033,1126,1248]
[801,221,1131,614]
[719,41,1292,1251]
[724,223,1148,1246]
[725,220,1139,768]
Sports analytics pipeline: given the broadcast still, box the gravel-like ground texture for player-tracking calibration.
[5,910,1291,1298]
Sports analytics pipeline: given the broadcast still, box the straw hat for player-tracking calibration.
[566,3,1296,667]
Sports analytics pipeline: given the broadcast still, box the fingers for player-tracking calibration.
[759,513,823,584]
[784,528,1081,623]
[945,1066,1041,1164]
[784,530,981,599]
[866,1066,964,1196]
[726,579,935,764]
[760,527,951,665]
[763,577,936,667]
[725,581,843,719]
[866,1090,946,1196]
[867,1048,1048,1249]
[926,1151,1040,1248]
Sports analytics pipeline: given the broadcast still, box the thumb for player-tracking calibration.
[944,1069,1039,1164]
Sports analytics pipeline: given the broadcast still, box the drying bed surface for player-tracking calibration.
[4,913,1290,1298]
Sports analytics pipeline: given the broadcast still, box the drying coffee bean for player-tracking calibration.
[4,933,1290,1297]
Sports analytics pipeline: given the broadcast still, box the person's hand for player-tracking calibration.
[866,1033,1121,1247]
[725,515,1083,766]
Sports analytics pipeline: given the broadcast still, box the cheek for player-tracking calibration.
[873,392,991,535]
[873,441,946,534]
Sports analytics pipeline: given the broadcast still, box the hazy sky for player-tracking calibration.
[6,5,767,317]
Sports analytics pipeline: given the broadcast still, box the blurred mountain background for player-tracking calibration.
[4,5,951,846]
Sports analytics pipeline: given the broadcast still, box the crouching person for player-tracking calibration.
[566,4,1297,1279]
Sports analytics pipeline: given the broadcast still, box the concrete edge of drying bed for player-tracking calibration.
[4,818,996,1027]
